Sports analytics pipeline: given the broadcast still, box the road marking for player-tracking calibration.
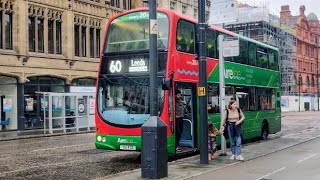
[32,143,92,152]
[256,167,286,180]
[297,153,318,164]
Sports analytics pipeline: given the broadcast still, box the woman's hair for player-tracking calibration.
[228,100,236,110]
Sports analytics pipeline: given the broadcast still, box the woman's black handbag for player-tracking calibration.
[223,121,229,140]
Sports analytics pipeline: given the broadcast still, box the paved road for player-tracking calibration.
[0,133,140,180]
[191,136,320,180]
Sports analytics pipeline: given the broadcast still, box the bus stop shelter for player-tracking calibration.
[36,92,95,134]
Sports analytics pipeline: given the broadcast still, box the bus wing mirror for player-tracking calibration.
[162,78,172,90]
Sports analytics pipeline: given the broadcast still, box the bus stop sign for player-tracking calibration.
[223,38,239,57]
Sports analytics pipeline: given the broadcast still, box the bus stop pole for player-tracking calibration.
[218,35,227,156]
[198,0,208,164]
[141,0,168,178]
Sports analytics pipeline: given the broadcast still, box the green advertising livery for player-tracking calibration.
[209,62,279,88]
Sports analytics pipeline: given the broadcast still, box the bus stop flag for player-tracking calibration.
[208,0,238,25]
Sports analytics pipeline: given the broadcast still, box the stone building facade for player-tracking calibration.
[0,0,138,131]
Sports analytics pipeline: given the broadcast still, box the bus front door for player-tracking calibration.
[174,83,197,152]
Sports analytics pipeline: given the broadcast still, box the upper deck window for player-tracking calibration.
[105,11,169,53]
[176,20,196,54]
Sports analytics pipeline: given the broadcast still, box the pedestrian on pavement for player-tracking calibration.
[220,100,245,161]
[175,89,186,152]
[208,121,221,160]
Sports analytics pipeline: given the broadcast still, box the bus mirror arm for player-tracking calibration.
[162,78,172,90]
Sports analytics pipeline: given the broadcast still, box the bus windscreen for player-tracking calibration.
[105,11,169,53]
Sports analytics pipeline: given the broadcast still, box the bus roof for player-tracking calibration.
[110,8,279,52]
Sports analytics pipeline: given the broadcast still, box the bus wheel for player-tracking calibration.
[261,121,269,140]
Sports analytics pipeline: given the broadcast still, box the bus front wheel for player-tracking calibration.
[261,121,269,140]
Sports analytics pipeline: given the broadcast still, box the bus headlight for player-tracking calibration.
[97,136,102,142]
[102,137,106,142]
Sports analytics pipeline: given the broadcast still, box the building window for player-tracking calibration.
[38,18,44,53]
[47,10,63,55]
[5,13,12,49]
[28,16,35,52]
[116,0,120,8]
[96,29,100,58]
[28,7,46,53]
[90,28,94,58]
[74,25,79,56]
[194,8,198,19]
[0,13,2,48]
[170,2,176,10]
[182,5,187,14]
[111,0,115,7]
[48,20,54,54]
[81,26,86,57]
[56,21,62,54]
[122,0,132,10]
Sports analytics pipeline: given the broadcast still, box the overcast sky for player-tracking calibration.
[237,0,320,18]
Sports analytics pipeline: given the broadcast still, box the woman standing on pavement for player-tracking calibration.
[220,100,245,161]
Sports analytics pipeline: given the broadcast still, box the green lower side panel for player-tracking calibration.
[95,134,176,155]
[208,110,281,145]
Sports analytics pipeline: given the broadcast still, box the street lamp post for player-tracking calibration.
[299,74,302,111]
[316,38,319,111]
[198,0,208,164]
[141,0,168,179]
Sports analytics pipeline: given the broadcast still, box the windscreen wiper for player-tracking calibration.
[120,74,149,86]
[99,74,117,84]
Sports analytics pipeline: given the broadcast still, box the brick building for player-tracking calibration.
[280,5,320,96]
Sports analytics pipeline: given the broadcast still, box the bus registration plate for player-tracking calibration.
[120,145,136,150]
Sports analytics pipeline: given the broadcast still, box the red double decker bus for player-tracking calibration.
[95,8,281,156]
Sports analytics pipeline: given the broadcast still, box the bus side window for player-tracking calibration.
[257,46,268,68]
[269,49,279,70]
[206,29,217,58]
[176,20,196,54]
[234,40,248,64]
[207,84,219,114]
[248,43,256,66]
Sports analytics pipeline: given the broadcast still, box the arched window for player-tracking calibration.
[306,76,309,87]
[311,76,315,87]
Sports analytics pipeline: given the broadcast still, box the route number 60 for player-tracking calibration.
[109,60,122,73]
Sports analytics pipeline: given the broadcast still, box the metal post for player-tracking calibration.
[141,0,168,178]
[299,74,301,112]
[316,40,319,111]
[17,83,25,131]
[198,0,208,164]
[48,94,53,134]
[218,35,227,156]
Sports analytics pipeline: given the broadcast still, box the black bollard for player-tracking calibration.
[141,116,168,179]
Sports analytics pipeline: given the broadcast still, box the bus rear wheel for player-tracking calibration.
[261,121,269,140]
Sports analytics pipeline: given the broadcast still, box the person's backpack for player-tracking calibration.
[223,108,242,140]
